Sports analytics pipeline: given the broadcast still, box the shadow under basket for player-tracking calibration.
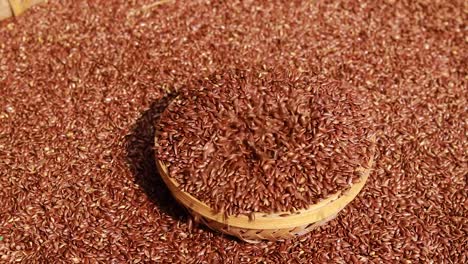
[155,139,376,243]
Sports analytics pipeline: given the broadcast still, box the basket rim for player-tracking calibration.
[155,136,375,229]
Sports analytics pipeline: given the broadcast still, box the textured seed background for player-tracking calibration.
[0,0,466,263]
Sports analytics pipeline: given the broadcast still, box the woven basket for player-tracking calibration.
[0,0,44,20]
[155,136,376,243]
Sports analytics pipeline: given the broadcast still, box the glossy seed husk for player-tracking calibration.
[0,0,465,263]
[156,69,375,216]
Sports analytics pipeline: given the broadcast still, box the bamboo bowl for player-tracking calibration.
[155,136,376,243]
[0,0,44,21]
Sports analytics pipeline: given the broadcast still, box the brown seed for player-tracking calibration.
[0,0,464,262]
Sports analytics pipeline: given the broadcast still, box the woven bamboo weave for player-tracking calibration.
[155,136,376,243]
[0,0,44,20]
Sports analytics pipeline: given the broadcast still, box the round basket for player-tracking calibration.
[155,135,376,243]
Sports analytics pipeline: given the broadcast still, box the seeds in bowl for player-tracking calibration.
[156,68,375,216]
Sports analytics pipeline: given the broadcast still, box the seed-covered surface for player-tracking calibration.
[0,0,466,263]
[156,70,374,215]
